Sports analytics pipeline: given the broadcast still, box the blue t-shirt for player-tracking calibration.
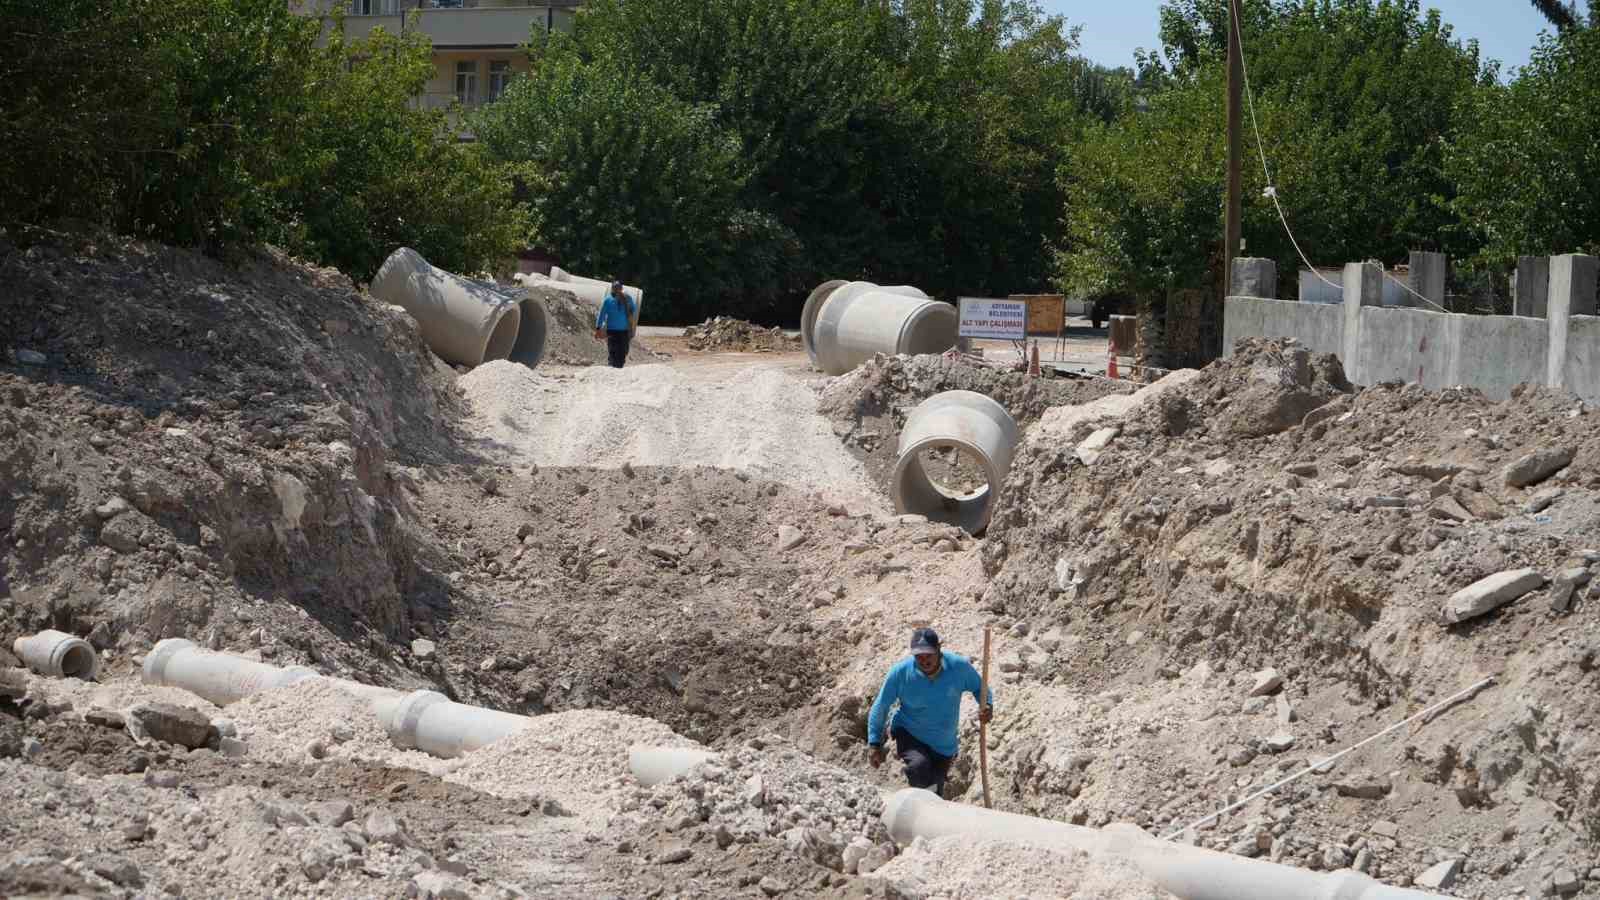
[595,292,636,332]
[866,651,993,758]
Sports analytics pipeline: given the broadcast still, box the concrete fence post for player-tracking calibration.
[1342,261,1382,384]
[1406,251,1446,309]
[1547,253,1599,391]
[1516,256,1551,318]
[1229,258,1277,299]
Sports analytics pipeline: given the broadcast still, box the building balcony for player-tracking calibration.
[329,2,575,49]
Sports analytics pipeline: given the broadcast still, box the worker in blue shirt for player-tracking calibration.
[593,280,636,368]
[866,627,993,797]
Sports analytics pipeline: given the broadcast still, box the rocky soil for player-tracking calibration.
[683,317,801,353]
[9,226,1600,900]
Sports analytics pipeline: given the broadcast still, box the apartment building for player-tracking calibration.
[300,1,579,129]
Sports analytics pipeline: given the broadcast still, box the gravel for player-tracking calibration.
[224,679,446,774]
[459,360,880,506]
[872,835,1174,899]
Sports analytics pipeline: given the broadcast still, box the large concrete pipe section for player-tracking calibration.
[890,391,1018,535]
[882,789,1439,900]
[142,638,330,706]
[628,745,719,786]
[374,690,530,759]
[14,630,100,680]
[811,281,956,375]
[549,267,645,332]
[800,279,848,366]
[370,247,522,367]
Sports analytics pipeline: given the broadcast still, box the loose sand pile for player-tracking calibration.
[874,836,1174,899]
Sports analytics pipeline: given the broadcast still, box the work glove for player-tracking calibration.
[868,746,885,769]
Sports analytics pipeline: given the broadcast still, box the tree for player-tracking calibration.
[1528,0,1578,32]
[1448,22,1600,268]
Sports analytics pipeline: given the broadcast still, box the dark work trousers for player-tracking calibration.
[891,726,953,797]
[605,329,630,368]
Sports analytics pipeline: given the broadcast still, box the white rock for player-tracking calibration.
[1442,568,1545,624]
[1414,858,1462,890]
[1248,668,1283,697]
[776,526,806,551]
[1075,427,1119,466]
[842,836,874,874]
[411,638,437,660]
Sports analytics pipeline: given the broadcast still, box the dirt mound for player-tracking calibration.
[818,352,1135,485]
[0,231,472,660]
[976,337,1600,895]
[515,282,657,366]
[683,316,800,352]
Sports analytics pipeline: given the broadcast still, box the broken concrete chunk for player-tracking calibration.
[1362,496,1412,509]
[776,525,806,551]
[1263,732,1296,753]
[1427,496,1473,522]
[1286,462,1318,478]
[127,703,211,749]
[1334,776,1392,799]
[1248,668,1283,697]
[1075,427,1119,466]
[1414,858,1462,891]
[1525,487,1565,514]
[1275,694,1296,725]
[411,639,436,660]
[1551,567,1593,613]
[1503,447,1574,487]
[1443,568,1545,624]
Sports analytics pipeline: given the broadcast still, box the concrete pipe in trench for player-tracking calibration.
[628,745,719,786]
[14,630,100,680]
[369,247,522,367]
[142,638,329,706]
[374,690,531,759]
[809,281,953,375]
[882,789,1440,900]
[890,391,1018,535]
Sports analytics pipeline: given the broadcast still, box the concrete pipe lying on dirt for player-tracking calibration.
[142,638,327,706]
[507,289,550,368]
[628,745,719,786]
[882,789,1438,900]
[375,690,531,759]
[810,280,957,375]
[13,630,100,680]
[549,267,645,333]
[890,390,1019,535]
[799,279,848,367]
[369,247,522,367]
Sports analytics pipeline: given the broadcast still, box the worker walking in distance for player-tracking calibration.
[866,627,993,797]
[593,280,635,369]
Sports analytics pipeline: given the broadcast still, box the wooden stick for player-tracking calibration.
[979,624,992,809]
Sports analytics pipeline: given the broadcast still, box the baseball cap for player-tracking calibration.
[909,627,940,655]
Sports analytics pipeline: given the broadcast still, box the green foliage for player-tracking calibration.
[473,45,790,320]
[476,0,1094,322]
[1061,0,1488,301]
[1449,24,1600,268]
[0,0,527,280]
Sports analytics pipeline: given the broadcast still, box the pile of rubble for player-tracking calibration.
[683,317,799,352]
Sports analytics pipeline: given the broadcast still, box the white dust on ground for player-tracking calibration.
[874,835,1175,899]
[459,360,883,508]
[224,678,449,775]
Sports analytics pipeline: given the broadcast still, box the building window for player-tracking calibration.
[488,61,513,102]
[455,61,479,106]
[350,0,399,13]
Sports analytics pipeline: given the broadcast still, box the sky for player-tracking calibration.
[1048,1,1586,75]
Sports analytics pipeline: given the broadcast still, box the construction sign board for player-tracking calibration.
[957,297,1027,341]
[1009,294,1066,335]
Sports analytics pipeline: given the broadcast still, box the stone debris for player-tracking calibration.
[683,317,800,353]
[777,525,806,551]
[1502,447,1573,487]
[1333,776,1392,800]
[1414,858,1462,891]
[1248,669,1283,697]
[1550,566,1592,613]
[127,703,212,749]
[1443,568,1546,624]
[411,639,437,660]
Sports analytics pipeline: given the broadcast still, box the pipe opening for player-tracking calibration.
[891,436,999,535]
[800,279,846,366]
[897,302,960,356]
[59,644,96,678]
[509,296,548,368]
[480,305,521,363]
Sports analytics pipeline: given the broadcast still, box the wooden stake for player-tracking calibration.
[979,624,992,809]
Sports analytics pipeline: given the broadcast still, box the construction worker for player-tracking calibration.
[593,280,636,369]
[866,627,992,797]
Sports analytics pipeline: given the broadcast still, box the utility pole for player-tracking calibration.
[1224,0,1243,300]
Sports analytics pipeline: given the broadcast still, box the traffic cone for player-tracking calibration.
[1027,341,1040,377]
[1107,337,1119,380]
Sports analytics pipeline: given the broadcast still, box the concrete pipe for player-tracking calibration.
[628,745,719,786]
[550,267,645,332]
[507,290,550,368]
[142,638,327,707]
[882,790,1439,900]
[800,279,848,366]
[375,690,530,759]
[890,391,1019,535]
[369,247,522,367]
[13,630,100,680]
[812,282,956,375]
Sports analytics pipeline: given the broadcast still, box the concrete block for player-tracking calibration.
[1230,257,1277,299]
[1415,858,1462,891]
[1406,251,1446,309]
[1547,254,1598,390]
[1443,568,1545,624]
[1342,262,1382,383]
[1516,255,1550,318]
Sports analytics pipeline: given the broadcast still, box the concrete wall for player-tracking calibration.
[1223,297,1343,358]
[1224,299,1581,401]
[1567,316,1600,401]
